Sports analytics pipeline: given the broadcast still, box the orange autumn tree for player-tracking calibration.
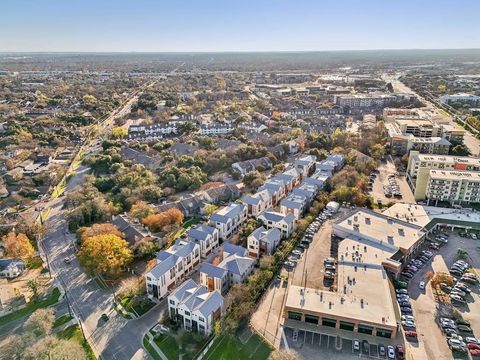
[3,232,35,259]
[77,223,124,244]
[78,234,133,277]
[142,208,184,232]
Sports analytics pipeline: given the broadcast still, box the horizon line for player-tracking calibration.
[1,48,480,55]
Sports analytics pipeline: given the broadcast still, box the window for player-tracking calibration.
[321,318,337,328]
[287,311,302,321]
[304,314,319,324]
[198,317,205,323]
[169,300,175,306]
[339,321,355,331]
[184,311,190,316]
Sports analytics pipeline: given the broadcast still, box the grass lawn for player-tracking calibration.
[153,332,208,360]
[26,255,44,269]
[182,217,200,229]
[119,296,155,317]
[0,287,61,327]
[58,325,96,360]
[204,333,272,360]
[53,314,73,328]
[143,336,162,360]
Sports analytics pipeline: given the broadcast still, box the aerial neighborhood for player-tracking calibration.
[1,47,480,360]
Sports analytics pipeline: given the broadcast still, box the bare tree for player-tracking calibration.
[24,308,55,336]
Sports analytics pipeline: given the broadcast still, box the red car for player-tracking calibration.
[405,331,417,338]
[469,344,480,350]
[470,349,480,357]
[396,345,405,359]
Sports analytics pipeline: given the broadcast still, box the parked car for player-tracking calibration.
[470,349,480,357]
[395,345,405,359]
[379,345,386,357]
[387,345,395,359]
[396,289,408,295]
[405,330,417,339]
[465,337,480,345]
[451,294,466,303]
[419,281,425,290]
[457,319,471,327]
[401,315,415,322]
[401,307,413,314]
[402,320,416,329]
[468,344,480,350]
[353,339,360,351]
[458,325,474,334]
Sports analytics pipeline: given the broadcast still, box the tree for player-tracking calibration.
[27,279,41,300]
[77,223,124,244]
[204,204,218,216]
[82,94,97,105]
[25,308,54,336]
[449,144,471,156]
[369,143,386,161]
[177,121,198,135]
[3,231,35,259]
[111,127,128,139]
[129,200,155,220]
[142,208,184,232]
[242,171,265,188]
[78,234,133,277]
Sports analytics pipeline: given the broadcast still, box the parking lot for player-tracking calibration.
[370,157,415,206]
[282,324,402,360]
[290,219,334,289]
[401,230,480,360]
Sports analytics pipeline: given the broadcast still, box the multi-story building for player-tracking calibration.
[243,189,271,217]
[280,193,308,220]
[210,203,247,240]
[439,93,480,107]
[167,279,224,335]
[258,210,296,239]
[199,243,255,294]
[187,224,219,258]
[146,239,200,300]
[407,151,480,204]
[247,227,281,258]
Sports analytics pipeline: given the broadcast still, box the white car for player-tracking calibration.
[353,339,360,351]
[465,337,480,345]
[402,315,415,322]
[419,281,425,289]
[387,345,395,359]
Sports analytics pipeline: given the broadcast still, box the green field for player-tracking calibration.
[203,333,272,360]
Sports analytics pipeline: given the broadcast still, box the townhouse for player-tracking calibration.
[0,259,25,279]
[292,182,318,204]
[258,210,296,239]
[210,203,247,240]
[280,193,308,220]
[231,157,273,177]
[247,226,281,258]
[168,279,224,335]
[294,155,316,176]
[243,189,272,217]
[187,224,220,258]
[199,243,255,294]
[146,239,200,300]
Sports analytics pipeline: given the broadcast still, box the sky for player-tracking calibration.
[1,0,480,52]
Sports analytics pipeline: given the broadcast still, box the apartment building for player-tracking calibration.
[280,193,308,220]
[243,189,271,217]
[146,239,201,300]
[407,151,480,204]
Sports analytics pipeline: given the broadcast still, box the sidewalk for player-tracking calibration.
[144,330,168,360]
